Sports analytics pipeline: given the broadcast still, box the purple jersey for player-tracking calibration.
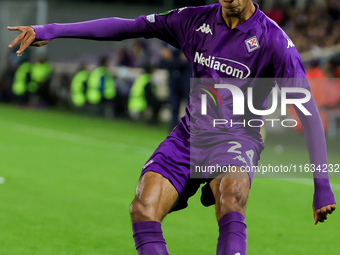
[134,4,307,141]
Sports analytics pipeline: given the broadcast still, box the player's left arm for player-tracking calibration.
[293,98,336,225]
[270,32,336,225]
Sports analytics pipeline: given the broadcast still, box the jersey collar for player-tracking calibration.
[216,2,261,34]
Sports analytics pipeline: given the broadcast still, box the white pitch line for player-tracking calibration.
[277,178,340,191]
[0,120,154,156]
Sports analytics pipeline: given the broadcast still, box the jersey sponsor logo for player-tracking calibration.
[196,23,213,35]
[143,159,154,169]
[235,253,241,255]
[194,52,251,79]
[146,14,155,23]
[287,38,295,48]
[245,36,260,53]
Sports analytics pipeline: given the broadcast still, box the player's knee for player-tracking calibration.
[218,178,249,214]
[129,198,159,222]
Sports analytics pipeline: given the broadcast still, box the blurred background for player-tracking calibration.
[0,1,340,255]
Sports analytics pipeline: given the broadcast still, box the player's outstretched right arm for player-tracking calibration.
[8,9,192,58]
[8,26,49,57]
[8,18,145,57]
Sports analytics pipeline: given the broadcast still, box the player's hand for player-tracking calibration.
[313,204,336,225]
[7,26,50,57]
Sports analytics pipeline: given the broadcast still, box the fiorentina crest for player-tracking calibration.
[245,36,260,53]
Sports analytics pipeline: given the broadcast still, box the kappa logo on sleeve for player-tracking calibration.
[146,14,155,23]
[287,38,295,49]
[245,36,260,53]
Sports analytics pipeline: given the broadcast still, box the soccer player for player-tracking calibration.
[8,1,336,254]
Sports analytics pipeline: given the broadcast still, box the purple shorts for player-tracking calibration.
[141,123,264,211]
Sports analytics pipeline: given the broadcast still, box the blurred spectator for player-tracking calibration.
[30,55,53,106]
[117,47,135,67]
[131,39,149,67]
[0,46,30,103]
[87,56,116,118]
[128,65,165,124]
[114,66,134,118]
[159,46,191,131]
[87,56,116,104]
[12,61,31,105]
[71,63,90,107]
[10,54,53,107]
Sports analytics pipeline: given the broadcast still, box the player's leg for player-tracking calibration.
[130,127,191,255]
[209,167,250,255]
[129,172,179,255]
[130,171,179,222]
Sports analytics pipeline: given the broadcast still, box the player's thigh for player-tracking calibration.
[130,171,179,223]
[209,166,250,220]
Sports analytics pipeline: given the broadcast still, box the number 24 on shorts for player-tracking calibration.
[227,141,255,167]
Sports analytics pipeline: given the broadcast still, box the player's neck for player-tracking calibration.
[222,2,256,29]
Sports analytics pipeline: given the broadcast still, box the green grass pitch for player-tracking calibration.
[0,104,339,255]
